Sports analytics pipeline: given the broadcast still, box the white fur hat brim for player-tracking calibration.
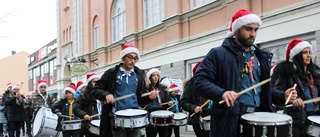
[37,83,48,91]
[87,75,99,84]
[168,87,179,92]
[76,83,87,90]
[289,41,312,60]
[120,47,140,60]
[147,68,161,78]
[64,87,75,95]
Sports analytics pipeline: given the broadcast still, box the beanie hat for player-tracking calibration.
[12,84,20,90]
[87,73,99,83]
[168,84,179,92]
[37,80,48,91]
[286,39,312,61]
[146,68,161,78]
[120,44,140,60]
[76,81,87,90]
[227,9,262,37]
[6,83,13,90]
[192,61,202,75]
[64,85,76,95]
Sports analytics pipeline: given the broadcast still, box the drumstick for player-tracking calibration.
[90,113,101,118]
[285,84,297,105]
[59,114,74,119]
[161,101,172,105]
[114,93,135,101]
[190,100,210,118]
[219,78,271,104]
[286,97,320,107]
[166,103,176,111]
[62,113,101,123]
[141,90,160,97]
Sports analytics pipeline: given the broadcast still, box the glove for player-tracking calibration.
[57,112,62,115]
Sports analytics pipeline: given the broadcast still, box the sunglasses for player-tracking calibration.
[40,86,47,88]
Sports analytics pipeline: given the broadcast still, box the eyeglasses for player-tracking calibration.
[40,86,47,88]
[126,55,139,62]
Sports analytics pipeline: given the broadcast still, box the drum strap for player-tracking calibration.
[37,90,48,106]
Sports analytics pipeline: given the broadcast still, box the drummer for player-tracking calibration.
[144,68,173,137]
[191,9,298,137]
[167,84,182,137]
[92,44,157,137]
[52,85,80,137]
[73,73,101,137]
[271,38,320,137]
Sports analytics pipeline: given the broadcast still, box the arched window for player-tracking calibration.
[190,0,217,9]
[144,0,164,28]
[112,0,126,42]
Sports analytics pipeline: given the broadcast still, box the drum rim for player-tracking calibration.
[307,116,320,125]
[115,109,148,116]
[31,107,46,136]
[241,112,292,125]
[173,113,188,120]
[90,120,101,127]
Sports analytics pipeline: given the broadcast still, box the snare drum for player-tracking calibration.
[173,112,188,126]
[306,116,320,136]
[90,120,100,135]
[32,107,59,137]
[61,120,81,131]
[150,110,174,126]
[240,112,292,137]
[114,109,148,129]
[201,116,211,131]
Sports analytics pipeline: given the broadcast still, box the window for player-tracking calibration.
[112,0,126,42]
[49,60,54,76]
[29,70,33,80]
[190,0,217,9]
[93,26,99,50]
[144,0,164,28]
[40,64,45,79]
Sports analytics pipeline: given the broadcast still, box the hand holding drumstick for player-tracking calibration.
[285,84,297,105]
[190,100,210,118]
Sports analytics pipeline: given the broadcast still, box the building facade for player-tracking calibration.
[27,39,58,98]
[56,0,320,97]
[0,51,29,95]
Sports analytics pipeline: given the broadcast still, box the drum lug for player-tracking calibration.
[262,125,267,137]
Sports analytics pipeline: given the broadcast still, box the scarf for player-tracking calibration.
[68,99,74,120]
[120,67,134,84]
[37,90,48,106]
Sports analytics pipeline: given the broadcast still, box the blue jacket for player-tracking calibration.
[0,105,7,123]
[191,38,285,137]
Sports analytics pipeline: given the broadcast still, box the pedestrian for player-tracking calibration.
[191,9,298,137]
[167,84,181,137]
[0,96,8,137]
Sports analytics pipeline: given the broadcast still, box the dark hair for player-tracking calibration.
[149,73,160,90]
[70,83,76,86]
[292,52,320,87]
[82,79,97,103]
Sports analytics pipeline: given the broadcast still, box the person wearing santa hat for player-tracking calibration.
[74,81,87,99]
[73,73,101,137]
[144,68,172,137]
[181,61,210,137]
[167,83,182,137]
[25,80,55,116]
[2,83,13,103]
[271,39,319,137]
[4,85,25,137]
[191,9,298,137]
[51,85,80,137]
[92,44,157,137]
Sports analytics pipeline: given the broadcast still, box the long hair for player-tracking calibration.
[292,52,320,87]
[82,80,97,103]
[149,74,160,90]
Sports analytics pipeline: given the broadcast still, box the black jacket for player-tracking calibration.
[181,79,210,124]
[4,92,25,122]
[73,92,97,130]
[92,63,151,137]
[51,98,77,131]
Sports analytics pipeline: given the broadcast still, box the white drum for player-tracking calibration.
[150,110,174,126]
[201,116,210,131]
[173,112,188,126]
[241,112,292,137]
[90,120,100,135]
[61,120,81,131]
[32,107,59,137]
[306,116,320,137]
[114,109,148,129]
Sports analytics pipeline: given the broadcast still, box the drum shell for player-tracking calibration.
[201,116,210,131]
[90,120,100,135]
[306,116,320,136]
[114,109,148,129]
[150,110,174,126]
[32,107,59,137]
[172,112,188,126]
[61,121,81,131]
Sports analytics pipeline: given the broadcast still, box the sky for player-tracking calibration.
[0,0,57,59]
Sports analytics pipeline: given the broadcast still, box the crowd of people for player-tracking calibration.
[1,8,319,137]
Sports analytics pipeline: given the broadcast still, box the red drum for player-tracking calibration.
[150,110,174,126]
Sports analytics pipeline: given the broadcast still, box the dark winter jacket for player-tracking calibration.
[181,79,211,124]
[145,83,171,112]
[51,98,78,131]
[191,38,286,137]
[4,92,25,122]
[92,63,151,137]
[272,61,320,137]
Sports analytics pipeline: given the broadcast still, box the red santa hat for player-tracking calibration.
[5,83,13,90]
[12,84,20,90]
[192,61,202,75]
[76,81,87,90]
[227,9,262,37]
[64,85,76,95]
[120,44,140,60]
[87,73,99,83]
[146,68,161,78]
[286,39,312,61]
[168,84,179,92]
[37,80,48,91]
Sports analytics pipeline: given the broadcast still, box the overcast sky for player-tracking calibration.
[0,0,57,59]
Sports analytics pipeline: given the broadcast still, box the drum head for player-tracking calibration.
[241,112,291,125]
[151,110,174,117]
[91,120,100,127]
[115,109,147,117]
[173,113,187,120]
[308,116,320,124]
[202,115,210,121]
[32,107,45,136]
